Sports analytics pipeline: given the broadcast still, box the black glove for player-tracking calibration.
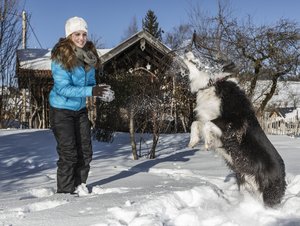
[92,84,110,97]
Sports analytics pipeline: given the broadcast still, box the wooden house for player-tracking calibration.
[265,107,300,135]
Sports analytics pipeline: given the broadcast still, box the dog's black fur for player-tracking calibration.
[210,79,286,207]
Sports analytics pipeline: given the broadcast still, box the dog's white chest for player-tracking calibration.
[194,87,221,121]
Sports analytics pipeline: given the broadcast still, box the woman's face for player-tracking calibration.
[71,31,87,48]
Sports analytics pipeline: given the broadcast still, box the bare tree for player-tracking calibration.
[123,69,160,159]
[89,34,105,49]
[234,20,300,114]
[121,16,139,41]
[164,24,192,49]
[188,0,300,115]
[0,0,22,128]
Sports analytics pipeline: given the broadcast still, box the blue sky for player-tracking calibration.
[19,0,300,49]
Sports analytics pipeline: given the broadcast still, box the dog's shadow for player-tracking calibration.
[89,149,196,188]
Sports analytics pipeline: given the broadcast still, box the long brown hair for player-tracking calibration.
[51,37,101,71]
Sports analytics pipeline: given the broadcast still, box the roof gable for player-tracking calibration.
[99,30,174,75]
[100,30,171,64]
[16,30,171,73]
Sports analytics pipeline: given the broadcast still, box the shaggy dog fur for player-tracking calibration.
[183,52,286,207]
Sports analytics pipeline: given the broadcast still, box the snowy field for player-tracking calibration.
[0,129,300,226]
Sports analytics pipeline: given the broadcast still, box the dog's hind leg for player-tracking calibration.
[188,121,202,148]
[235,173,245,191]
[261,178,286,207]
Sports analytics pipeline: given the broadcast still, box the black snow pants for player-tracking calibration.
[50,107,93,193]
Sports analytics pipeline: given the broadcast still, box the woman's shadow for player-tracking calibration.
[89,149,196,188]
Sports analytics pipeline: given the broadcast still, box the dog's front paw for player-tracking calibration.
[204,139,213,151]
[204,142,209,150]
[188,141,197,148]
[204,131,213,149]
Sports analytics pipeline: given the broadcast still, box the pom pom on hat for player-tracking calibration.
[65,16,88,37]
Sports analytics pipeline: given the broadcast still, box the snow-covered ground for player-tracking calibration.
[0,129,300,226]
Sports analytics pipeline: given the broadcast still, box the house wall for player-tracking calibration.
[262,109,300,136]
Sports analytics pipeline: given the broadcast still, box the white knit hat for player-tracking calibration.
[65,16,88,37]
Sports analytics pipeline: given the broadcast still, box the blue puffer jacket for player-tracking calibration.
[49,61,96,111]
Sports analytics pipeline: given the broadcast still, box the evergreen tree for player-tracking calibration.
[142,10,162,40]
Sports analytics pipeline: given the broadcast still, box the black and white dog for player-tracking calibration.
[183,52,286,207]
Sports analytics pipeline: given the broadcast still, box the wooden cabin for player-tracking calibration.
[265,107,300,135]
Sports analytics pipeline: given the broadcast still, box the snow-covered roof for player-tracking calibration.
[284,108,300,120]
[100,30,172,64]
[271,107,300,122]
[17,30,171,72]
[17,49,51,70]
[17,48,111,71]
[277,107,296,118]
[17,30,171,73]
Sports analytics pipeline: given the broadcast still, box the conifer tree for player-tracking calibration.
[142,10,162,40]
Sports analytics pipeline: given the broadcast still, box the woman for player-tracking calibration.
[49,16,113,194]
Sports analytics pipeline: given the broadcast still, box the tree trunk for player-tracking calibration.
[0,94,3,129]
[257,76,280,116]
[129,108,138,160]
[149,111,159,159]
[41,89,45,128]
[172,76,178,132]
[180,115,187,132]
